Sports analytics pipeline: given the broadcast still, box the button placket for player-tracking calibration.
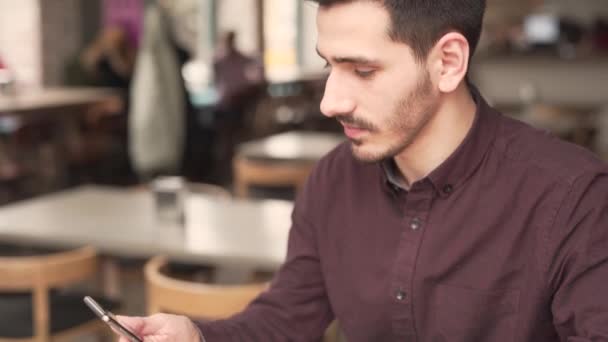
[390,185,432,335]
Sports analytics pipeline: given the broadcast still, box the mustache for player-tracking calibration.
[335,115,377,131]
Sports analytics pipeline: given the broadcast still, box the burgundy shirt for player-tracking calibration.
[199,90,608,341]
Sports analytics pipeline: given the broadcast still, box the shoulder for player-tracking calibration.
[493,113,607,186]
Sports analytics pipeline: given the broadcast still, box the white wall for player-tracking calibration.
[0,0,42,88]
[39,0,83,86]
[264,0,298,81]
[300,1,325,73]
[216,0,259,56]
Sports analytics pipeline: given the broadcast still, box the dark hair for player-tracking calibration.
[310,0,486,62]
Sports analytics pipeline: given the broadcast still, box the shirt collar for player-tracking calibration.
[380,85,500,197]
[381,158,407,190]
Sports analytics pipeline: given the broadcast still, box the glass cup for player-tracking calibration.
[151,176,186,225]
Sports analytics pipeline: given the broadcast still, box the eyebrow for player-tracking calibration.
[316,46,380,65]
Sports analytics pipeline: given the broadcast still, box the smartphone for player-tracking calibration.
[83,296,143,342]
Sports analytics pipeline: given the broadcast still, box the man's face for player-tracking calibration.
[316,1,440,162]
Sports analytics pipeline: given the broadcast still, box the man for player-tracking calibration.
[213,30,264,116]
[211,30,264,181]
[117,0,608,341]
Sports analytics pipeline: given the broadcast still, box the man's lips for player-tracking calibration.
[342,124,368,139]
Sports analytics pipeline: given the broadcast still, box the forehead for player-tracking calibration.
[316,2,409,60]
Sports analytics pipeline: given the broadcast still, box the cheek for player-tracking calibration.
[376,92,414,130]
[355,69,423,131]
[358,80,404,122]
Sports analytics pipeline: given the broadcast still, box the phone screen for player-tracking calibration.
[83,296,143,342]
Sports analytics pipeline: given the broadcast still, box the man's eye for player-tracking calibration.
[323,62,331,70]
[354,69,375,78]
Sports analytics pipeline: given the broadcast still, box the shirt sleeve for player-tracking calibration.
[549,171,608,339]
[195,170,334,341]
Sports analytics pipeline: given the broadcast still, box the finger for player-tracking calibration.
[112,315,145,339]
[115,315,145,333]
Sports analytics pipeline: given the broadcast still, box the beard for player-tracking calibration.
[338,69,438,163]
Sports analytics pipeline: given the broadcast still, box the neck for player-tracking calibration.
[393,83,477,187]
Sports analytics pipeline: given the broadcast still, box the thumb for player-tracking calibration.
[114,315,146,335]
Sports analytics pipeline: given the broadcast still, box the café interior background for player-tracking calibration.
[0,0,606,341]
[0,0,607,202]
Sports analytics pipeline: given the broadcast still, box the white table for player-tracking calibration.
[237,131,344,162]
[0,87,121,118]
[233,131,344,197]
[0,186,293,270]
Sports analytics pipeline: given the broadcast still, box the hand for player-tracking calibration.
[115,313,202,342]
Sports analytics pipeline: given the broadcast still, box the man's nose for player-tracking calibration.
[320,73,355,117]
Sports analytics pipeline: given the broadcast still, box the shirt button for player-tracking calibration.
[396,290,407,301]
[410,217,421,230]
[442,184,453,195]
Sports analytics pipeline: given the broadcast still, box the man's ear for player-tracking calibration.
[428,32,470,93]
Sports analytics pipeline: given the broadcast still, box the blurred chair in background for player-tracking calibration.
[231,131,343,199]
[145,256,341,342]
[144,256,267,319]
[232,156,313,199]
[0,135,27,203]
[521,103,595,148]
[116,181,231,315]
[0,115,61,202]
[0,246,117,342]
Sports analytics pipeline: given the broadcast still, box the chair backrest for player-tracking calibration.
[145,256,267,319]
[232,156,313,198]
[0,246,98,342]
[0,245,97,291]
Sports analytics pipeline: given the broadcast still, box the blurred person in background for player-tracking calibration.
[60,25,136,185]
[81,25,136,89]
[116,0,608,341]
[65,24,137,90]
[64,24,135,132]
[213,30,264,119]
[211,30,265,181]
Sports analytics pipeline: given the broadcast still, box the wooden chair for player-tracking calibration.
[0,246,116,342]
[146,256,343,341]
[144,256,267,319]
[522,104,594,147]
[232,156,314,198]
[116,182,231,308]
